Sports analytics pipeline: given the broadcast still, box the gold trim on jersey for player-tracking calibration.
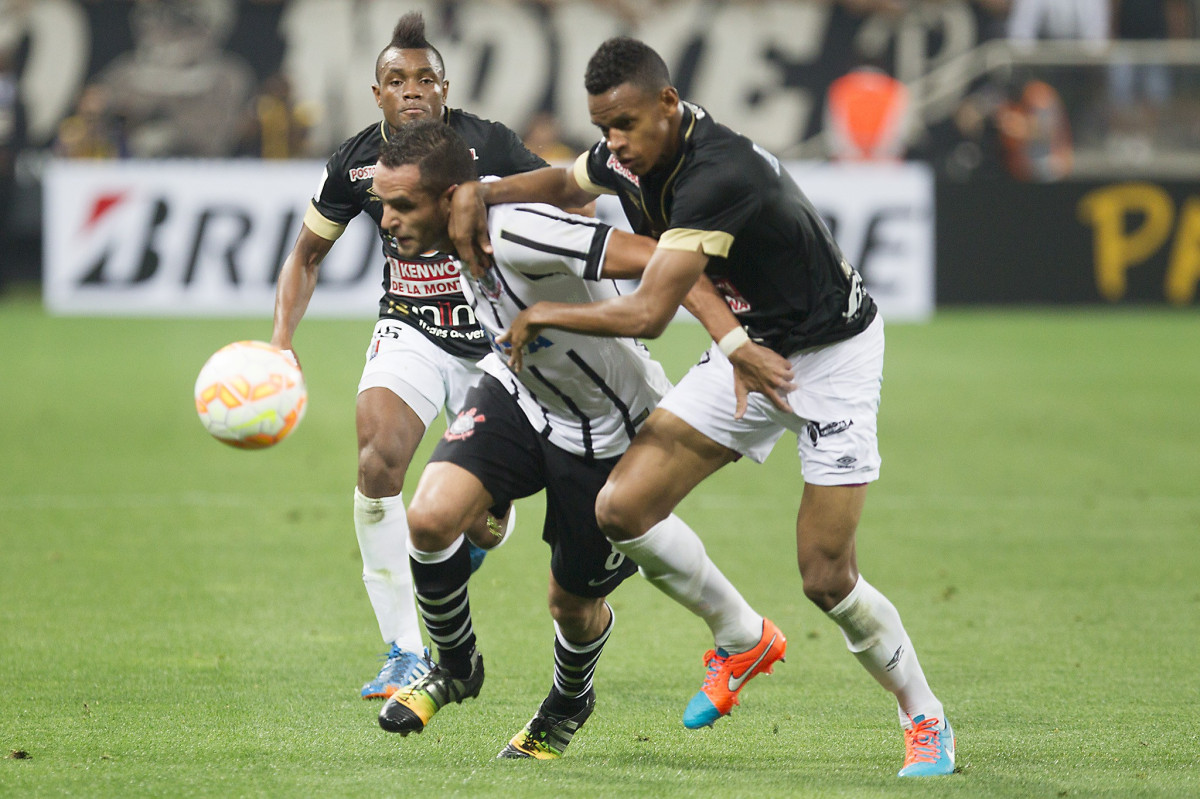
[658,228,733,257]
[574,152,617,195]
[651,111,695,228]
[304,202,347,241]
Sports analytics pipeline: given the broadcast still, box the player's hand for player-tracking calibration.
[727,341,795,418]
[496,308,544,374]
[448,181,494,278]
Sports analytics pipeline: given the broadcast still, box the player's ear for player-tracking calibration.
[660,86,679,114]
[441,79,450,103]
[372,82,382,108]
[440,184,459,213]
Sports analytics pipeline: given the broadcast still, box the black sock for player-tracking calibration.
[544,606,612,716]
[410,537,475,678]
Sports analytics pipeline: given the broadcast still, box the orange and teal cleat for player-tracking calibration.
[897,714,956,777]
[682,618,786,729]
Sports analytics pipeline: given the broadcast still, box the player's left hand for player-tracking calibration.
[497,309,544,373]
[728,341,796,418]
[448,181,494,278]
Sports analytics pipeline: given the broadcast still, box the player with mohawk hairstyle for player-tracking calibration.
[269,12,547,701]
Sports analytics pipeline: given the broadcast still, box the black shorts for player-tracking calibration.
[429,375,639,598]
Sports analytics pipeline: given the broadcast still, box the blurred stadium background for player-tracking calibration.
[3,0,1200,310]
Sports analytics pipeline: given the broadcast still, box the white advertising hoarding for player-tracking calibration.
[43,159,933,321]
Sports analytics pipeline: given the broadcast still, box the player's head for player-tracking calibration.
[373,12,450,133]
[584,37,681,176]
[373,119,477,257]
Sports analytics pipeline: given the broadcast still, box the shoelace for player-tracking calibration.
[381,650,427,680]
[904,717,943,765]
[699,648,730,692]
[519,727,548,751]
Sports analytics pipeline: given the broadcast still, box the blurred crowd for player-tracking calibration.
[0,0,1197,186]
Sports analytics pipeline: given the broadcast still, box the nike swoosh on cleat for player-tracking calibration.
[727,634,779,692]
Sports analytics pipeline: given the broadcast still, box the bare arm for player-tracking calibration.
[498,247,706,371]
[598,229,659,280]
[683,276,796,416]
[270,224,334,353]
[449,166,598,276]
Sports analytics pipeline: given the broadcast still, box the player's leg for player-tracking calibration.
[498,582,611,760]
[381,375,543,735]
[790,316,953,776]
[354,322,446,699]
[796,483,953,776]
[499,444,635,760]
[378,461,494,735]
[599,365,792,728]
[442,353,517,556]
[354,323,499,699]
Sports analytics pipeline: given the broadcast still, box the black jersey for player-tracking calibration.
[305,108,547,358]
[574,102,876,356]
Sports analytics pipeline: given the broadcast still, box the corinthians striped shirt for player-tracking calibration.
[458,202,671,460]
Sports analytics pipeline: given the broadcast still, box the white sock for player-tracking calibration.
[353,488,424,653]
[610,514,762,652]
[826,575,944,728]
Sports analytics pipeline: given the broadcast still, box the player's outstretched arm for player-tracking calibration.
[683,276,795,417]
[449,167,598,277]
[598,229,658,279]
[270,224,334,356]
[498,247,705,372]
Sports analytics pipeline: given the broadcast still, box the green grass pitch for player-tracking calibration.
[1,289,1197,798]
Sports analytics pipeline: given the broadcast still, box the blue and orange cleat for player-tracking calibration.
[897,714,956,777]
[360,644,432,700]
[682,618,786,729]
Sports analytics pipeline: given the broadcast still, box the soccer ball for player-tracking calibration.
[194,341,307,449]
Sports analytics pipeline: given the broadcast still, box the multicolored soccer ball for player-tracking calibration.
[194,341,307,449]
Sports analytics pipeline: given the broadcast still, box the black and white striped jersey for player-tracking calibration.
[458,202,671,460]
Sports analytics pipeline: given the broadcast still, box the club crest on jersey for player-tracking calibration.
[605,154,639,187]
[711,277,751,314]
[445,407,486,441]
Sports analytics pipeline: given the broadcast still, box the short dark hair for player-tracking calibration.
[584,37,671,96]
[378,119,476,195]
[375,12,446,81]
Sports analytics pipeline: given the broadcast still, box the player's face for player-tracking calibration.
[588,83,680,176]
[372,162,453,257]
[373,48,449,132]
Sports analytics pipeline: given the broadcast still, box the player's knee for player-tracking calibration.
[798,558,857,612]
[547,595,606,640]
[595,481,641,541]
[357,439,409,498]
[405,499,461,553]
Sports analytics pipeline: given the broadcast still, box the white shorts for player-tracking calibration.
[358,320,484,428]
[657,314,884,485]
